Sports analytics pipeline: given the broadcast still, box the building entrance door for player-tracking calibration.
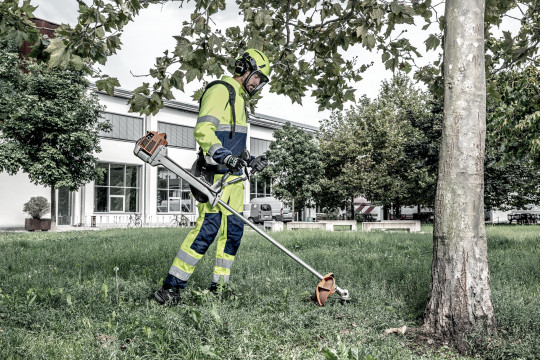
[58,187,72,225]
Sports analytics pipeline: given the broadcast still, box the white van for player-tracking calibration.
[247,203,273,224]
[248,197,293,222]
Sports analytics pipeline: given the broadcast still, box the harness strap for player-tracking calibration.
[199,80,237,138]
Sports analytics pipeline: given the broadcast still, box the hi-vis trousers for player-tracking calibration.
[166,174,244,287]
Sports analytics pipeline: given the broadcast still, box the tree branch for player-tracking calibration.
[492,39,540,74]
[304,0,358,31]
[130,70,150,77]
[285,0,291,47]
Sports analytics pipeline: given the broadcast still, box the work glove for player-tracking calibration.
[248,155,268,173]
[223,155,247,172]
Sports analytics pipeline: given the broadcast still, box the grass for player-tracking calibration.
[0,225,538,359]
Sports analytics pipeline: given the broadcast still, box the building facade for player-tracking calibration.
[0,87,318,230]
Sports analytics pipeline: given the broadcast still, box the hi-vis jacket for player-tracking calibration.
[194,76,247,173]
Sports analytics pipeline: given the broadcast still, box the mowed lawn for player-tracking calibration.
[0,225,538,359]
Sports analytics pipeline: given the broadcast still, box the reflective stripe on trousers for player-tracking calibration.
[167,176,244,284]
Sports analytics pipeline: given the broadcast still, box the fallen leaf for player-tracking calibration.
[384,325,407,335]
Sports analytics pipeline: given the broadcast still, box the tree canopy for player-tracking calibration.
[0,39,109,190]
[2,1,537,117]
[488,65,540,164]
[258,122,322,213]
[317,74,438,215]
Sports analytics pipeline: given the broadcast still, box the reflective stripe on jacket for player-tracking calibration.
[194,76,248,163]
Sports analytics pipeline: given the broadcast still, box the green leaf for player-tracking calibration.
[170,71,185,92]
[365,34,376,50]
[95,77,120,96]
[45,38,67,68]
[133,82,150,96]
[185,67,197,83]
[321,348,339,360]
[402,62,412,73]
[95,26,105,38]
[150,92,163,107]
[356,25,367,38]
[425,34,440,51]
[255,11,264,26]
[390,2,402,14]
[129,93,149,113]
[69,55,84,71]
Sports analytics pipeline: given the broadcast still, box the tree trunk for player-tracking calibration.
[350,197,355,221]
[383,204,390,220]
[50,186,57,232]
[393,203,401,218]
[423,0,496,350]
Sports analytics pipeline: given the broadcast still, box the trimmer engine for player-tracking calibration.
[136,131,168,156]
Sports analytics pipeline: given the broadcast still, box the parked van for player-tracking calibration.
[249,197,293,222]
[247,203,273,224]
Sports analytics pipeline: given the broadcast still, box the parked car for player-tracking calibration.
[248,203,273,224]
[249,197,293,222]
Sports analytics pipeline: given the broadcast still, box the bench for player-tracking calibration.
[508,213,538,225]
[362,220,421,233]
[287,220,357,232]
[263,221,284,231]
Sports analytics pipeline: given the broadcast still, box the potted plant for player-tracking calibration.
[23,196,51,231]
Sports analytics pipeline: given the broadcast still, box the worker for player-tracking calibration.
[155,49,271,304]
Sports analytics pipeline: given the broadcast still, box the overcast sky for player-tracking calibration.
[31,1,521,127]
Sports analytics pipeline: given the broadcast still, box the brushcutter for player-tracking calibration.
[134,131,350,306]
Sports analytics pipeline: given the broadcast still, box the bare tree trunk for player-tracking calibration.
[50,186,57,232]
[423,0,496,350]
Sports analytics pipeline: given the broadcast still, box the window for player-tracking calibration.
[250,138,270,157]
[158,122,196,149]
[157,167,194,213]
[94,163,140,212]
[250,178,272,200]
[99,112,144,141]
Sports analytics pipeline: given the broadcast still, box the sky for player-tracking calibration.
[31,1,522,128]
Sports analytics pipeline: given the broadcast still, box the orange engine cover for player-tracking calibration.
[137,131,168,155]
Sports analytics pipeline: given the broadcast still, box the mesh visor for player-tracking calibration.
[244,70,269,97]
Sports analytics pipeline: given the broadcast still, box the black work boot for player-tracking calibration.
[154,286,181,305]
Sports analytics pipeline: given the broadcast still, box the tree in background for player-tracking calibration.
[316,109,368,219]
[484,65,540,210]
[258,123,322,220]
[318,74,438,219]
[0,39,109,229]
[488,65,540,164]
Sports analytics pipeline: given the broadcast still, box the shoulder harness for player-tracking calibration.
[199,80,247,138]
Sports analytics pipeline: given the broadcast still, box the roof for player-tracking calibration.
[90,84,319,133]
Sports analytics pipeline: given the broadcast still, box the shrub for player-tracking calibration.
[23,196,51,219]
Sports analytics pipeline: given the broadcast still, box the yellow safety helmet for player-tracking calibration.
[234,49,270,96]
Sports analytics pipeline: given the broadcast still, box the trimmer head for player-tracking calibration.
[315,273,335,306]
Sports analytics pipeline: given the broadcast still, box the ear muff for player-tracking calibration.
[234,59,247,75]
[234,52,251,76]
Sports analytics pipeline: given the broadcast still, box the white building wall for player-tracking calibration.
[0,173,50,229]
[0,88,315,230]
